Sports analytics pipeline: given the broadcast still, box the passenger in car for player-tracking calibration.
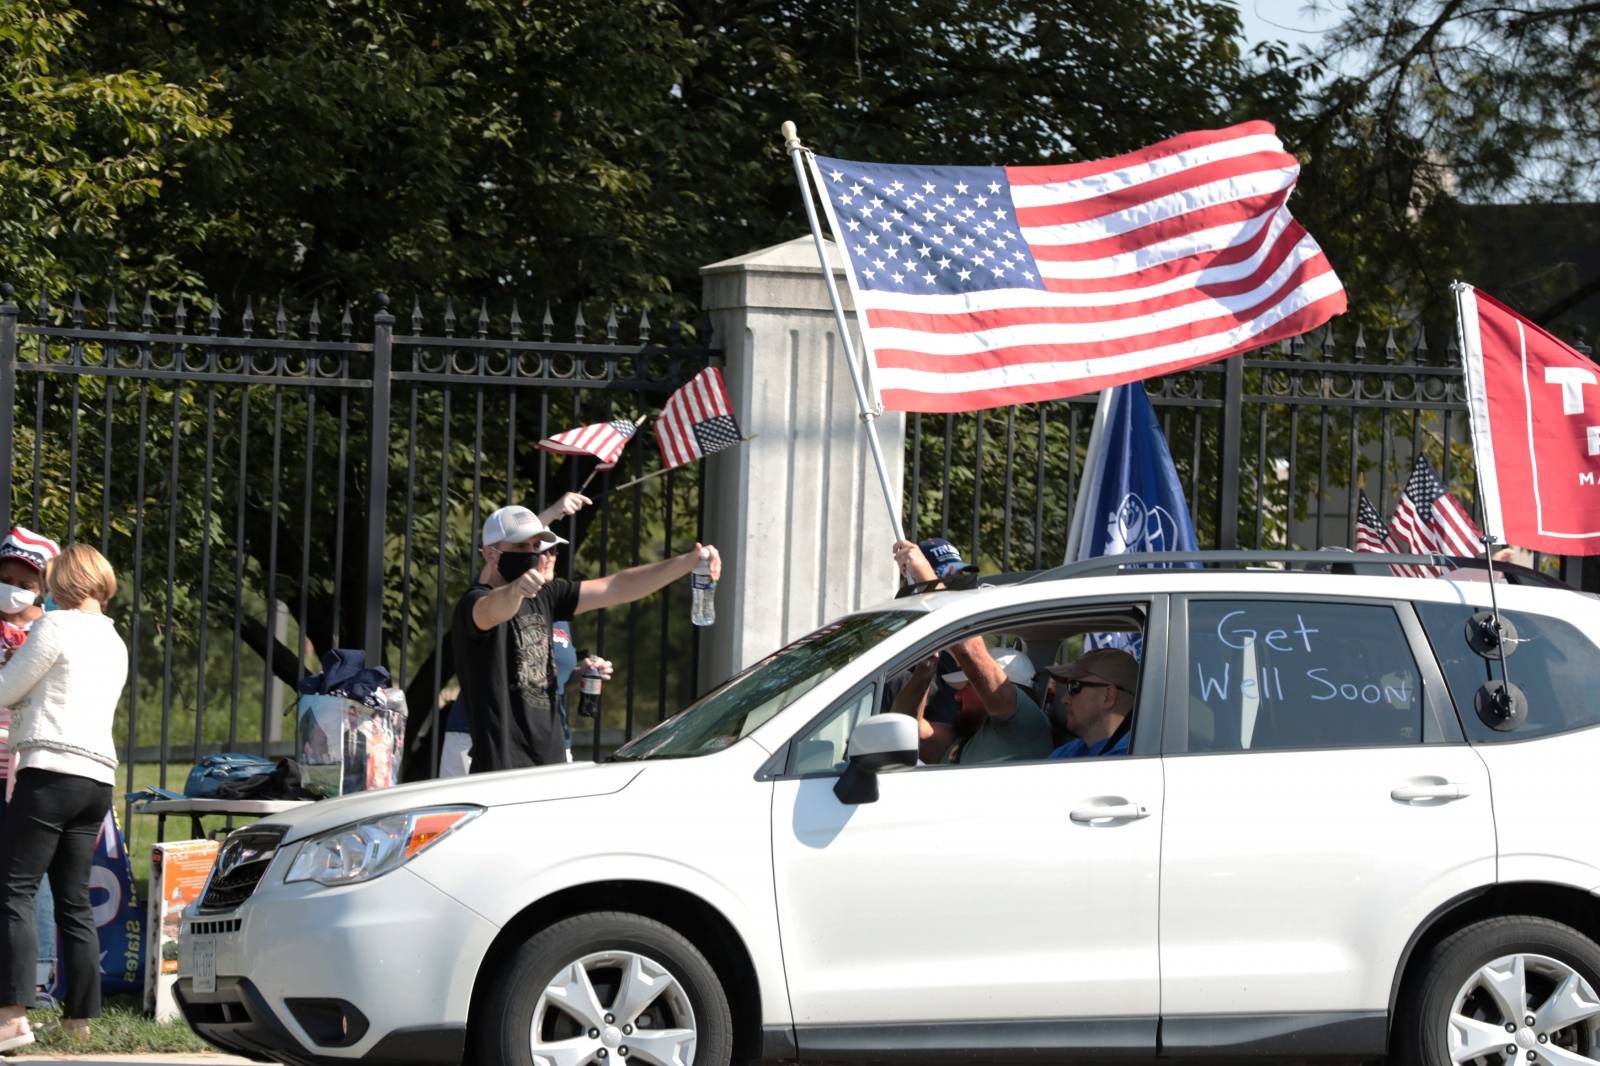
[880,538,974,762]
[1046,648,1138,758]
[890,542,1053,763]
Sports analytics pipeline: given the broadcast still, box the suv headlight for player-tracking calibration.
[284,806,482,887]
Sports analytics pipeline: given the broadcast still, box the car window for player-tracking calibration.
[1185,600,1424,753]
[1414,602,1600,743]
[788,686,878,776]
[610,611,916,760]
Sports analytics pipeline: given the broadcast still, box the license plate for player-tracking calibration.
[191,937,216,995]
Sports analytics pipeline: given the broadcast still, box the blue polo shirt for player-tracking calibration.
[1050,728,1130,759]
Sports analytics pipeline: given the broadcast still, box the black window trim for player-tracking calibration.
[1162,592,1462,757]
[764,593,1170,780]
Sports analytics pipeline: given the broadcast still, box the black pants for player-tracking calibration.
[0,768,112,1017]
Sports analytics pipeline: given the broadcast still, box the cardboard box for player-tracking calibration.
[145,839,220,1021]
[296,691,407,797]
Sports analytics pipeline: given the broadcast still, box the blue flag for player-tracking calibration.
[1071,383,1199,655]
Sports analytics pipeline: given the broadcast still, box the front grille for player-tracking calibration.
[194,826,286,915]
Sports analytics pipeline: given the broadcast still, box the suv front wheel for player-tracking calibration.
[482,910,733,1066]
[1399,916,1600,1065]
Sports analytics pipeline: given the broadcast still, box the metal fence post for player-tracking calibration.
[1216,355,1244,549]
[0,285,17,537]
[365,295,394,665]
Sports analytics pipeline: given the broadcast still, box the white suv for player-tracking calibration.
[177,552,1600,1066]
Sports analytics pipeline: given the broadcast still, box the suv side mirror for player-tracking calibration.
[834,716,918,805]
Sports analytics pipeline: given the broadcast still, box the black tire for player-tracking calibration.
[1396,915,1600,1066]
[480,910,733,1066]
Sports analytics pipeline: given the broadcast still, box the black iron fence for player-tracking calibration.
[0,285,715,803]
[905,324,1593,589]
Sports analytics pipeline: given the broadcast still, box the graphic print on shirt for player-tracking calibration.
[510,605,552,710]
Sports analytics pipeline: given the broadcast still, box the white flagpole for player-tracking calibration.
[1063,385,1119,562]
[782,121,907,545]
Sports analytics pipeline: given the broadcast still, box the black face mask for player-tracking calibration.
[497,550,538,582]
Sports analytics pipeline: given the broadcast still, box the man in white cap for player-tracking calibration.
[890,541,1052,763]
[452,505,720,772]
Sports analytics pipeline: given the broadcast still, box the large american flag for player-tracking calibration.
[810,121,1346,413]
[1391,456,1483,561]
[1355,489,1429,578]
[537,419,638,469]
[655,367,742,470]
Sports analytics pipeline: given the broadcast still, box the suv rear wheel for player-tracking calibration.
[1399,916,1600,1065]
[482,910,733,1066]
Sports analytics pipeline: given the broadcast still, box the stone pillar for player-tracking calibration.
[697,236,905,688]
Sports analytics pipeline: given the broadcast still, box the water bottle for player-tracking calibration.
[691,549,716,627]
[578,662,603,719]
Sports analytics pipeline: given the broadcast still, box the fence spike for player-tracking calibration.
[341,301,354,340]
[1319,323,1335,360]
[1352,324,1366,359]
[105,290,118,329]
[34,288,49,325]
[308,299,321,339]
[1382,327,1397,362]
[1412,325,1429,360]
[207,296,221,336]
[605,306,619,343]
[174,296,188,335]
[242,296,255,336]
[141,292,155,330]
[410,295,424,335]
[638,307,651,344]
[1445,327,1459,361]
[1288,329,1304,358]
[477,297,490,338]
[275,295,288,337]
[443,296,456,336]
[509,299,523,340]
[71,291,85,329]
[573,303,586,343]
[541,301,553,342]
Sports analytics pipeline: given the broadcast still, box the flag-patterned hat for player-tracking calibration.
[0,527,60,573]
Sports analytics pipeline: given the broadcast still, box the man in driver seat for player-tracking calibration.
[1047,648,1138,758]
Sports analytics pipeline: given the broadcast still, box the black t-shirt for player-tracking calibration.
[452,578,581,772]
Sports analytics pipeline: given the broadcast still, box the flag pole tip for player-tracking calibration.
[781,121,800,149]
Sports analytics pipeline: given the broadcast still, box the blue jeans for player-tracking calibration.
[0,785,59,990]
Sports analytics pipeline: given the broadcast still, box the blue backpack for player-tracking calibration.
[184,753,280,799]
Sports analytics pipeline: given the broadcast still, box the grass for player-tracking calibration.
[25,994,210,1054]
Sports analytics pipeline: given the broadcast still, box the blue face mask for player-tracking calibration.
[41,594,58,612]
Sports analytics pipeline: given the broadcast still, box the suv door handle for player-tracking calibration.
[1070,802,1150,824]
[1390,782,1469,803]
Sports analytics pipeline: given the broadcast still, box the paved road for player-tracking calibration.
[13,1057,255,1065]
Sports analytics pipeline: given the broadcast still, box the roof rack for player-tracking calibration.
[894,550,1578,598]
[1022,549,1454,583]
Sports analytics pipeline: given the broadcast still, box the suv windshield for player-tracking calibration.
[610,610,917,760]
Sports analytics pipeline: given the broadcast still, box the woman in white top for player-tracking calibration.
[0,544,126,1051]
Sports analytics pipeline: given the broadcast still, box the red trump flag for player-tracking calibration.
[1457,283,1600,554]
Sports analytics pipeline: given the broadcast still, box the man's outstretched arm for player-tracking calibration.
[574,544,721,615]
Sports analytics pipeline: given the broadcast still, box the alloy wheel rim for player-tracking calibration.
[1448,952,1600,1065]
[529,949,697,1066]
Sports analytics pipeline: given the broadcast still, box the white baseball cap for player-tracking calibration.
[481,505,567,550]
[942,647,1034,688]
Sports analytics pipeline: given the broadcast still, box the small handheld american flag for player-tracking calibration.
[538,419,638,470]
[655,367,743,470]
[1355,489,1427,577]
[1391,456,1483,560]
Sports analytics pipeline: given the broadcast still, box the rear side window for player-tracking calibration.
[1415,602,1600,743]
[1185,600,1424,753]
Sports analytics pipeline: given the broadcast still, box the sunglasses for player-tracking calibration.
[1062,679,1115,695]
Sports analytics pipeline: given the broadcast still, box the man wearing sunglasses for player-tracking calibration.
[1046,648,1139,759]
[453,504,721,773]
